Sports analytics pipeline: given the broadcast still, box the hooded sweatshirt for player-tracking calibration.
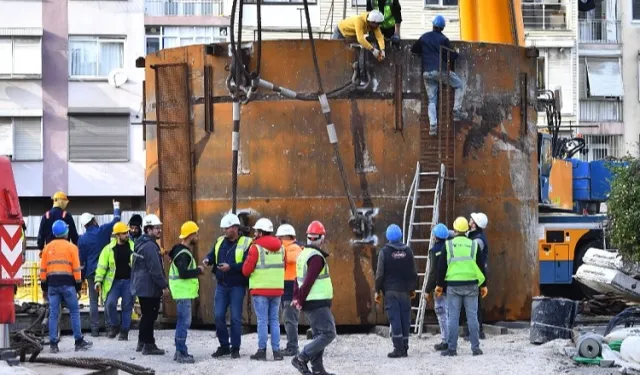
[169,244,203,280]
[242,235,284,297]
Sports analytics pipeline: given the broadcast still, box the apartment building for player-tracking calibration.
[0,0,146,216]
[621,0,640,155]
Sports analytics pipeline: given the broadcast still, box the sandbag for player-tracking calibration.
[620,336,640,364]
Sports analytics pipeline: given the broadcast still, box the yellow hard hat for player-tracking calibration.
[52,191,68,201]
[452,216,469,233]
[112,222,129,235]
[179,221,199,239]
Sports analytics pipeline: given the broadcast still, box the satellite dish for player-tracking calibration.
[108,69,128,88]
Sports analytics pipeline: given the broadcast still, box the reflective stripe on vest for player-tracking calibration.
[295,248,333,301]
[45,210,67,220]
[444,237,486,286]
[94,238,134,298]
[373,0,396,29]
[169,248,200,299]
[214,236,252,263]
[249,245,285,290]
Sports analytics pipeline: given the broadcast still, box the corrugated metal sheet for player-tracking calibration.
[22,210,147,237]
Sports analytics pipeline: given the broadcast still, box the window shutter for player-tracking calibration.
[0,39,13,74]
[69,115,129,161]
[14,117,42,160]
[13,38,41,75]
[0,119,13,157]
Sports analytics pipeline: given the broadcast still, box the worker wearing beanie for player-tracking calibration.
[128,214,143,241]
[466,212,489,340]
[374,224,418,358]
[424,223,451,351]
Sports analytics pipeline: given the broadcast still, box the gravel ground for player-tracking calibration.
[49,329,620,375]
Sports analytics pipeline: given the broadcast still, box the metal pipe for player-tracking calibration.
[0,324,9,348]
[231,100,241,214]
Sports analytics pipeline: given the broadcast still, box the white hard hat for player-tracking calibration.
[367,10,384,23]
[470,212,488,229]
[253,218,274,233]
[80,213,95,227]
[142,214,162,227]
[276,224,296,237]
[220,213,241,228]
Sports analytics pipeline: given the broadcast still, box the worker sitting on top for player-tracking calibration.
[332,10,387,61]
[411,15,465,136]
[37,191,79,252]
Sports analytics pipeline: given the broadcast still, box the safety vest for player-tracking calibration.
[444,236,486,286]
[95,238,134,297]
[169,248,199,299]
[296,247,333,301]
[249,245,285,289]
[373,0,395,30]
[214,236,252,263]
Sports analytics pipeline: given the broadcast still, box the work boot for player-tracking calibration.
[311,364,336,375]
[50,342,59,353]
[211,346,231,358]
[107,326,119,339]
[231,348,240,359]
[441,349,457,356]
[90,328,100,337]
[282,347,298,356]
[174,351,196,364]
[250,348,267,361]
[472,348,484,356]
[273,350,284,361]
[387,348,405,358]
[479,331,486,340]
[434,342,448,351]
[118,330,129,341]
[142,343,165,355]
[136,341,144,352]
[75,338,93,351]
[453,108,467,122]
[291,355,312,375]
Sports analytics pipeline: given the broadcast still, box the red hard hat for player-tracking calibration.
[306,220,326,235]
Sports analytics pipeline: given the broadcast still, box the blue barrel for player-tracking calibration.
[590,160,613,201]
[530,296,579,344]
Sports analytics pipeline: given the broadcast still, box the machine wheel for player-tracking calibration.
[572,239,603,300]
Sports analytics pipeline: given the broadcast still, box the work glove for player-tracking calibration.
[379,50,386,61]
[94,283,101,293]
[480,286,488,299]
[410,291,416,300]
[371,48,381,59]
[424,292,432,303]
[435,286,443,298]
[112,199,120,210]
[374,291,383,304]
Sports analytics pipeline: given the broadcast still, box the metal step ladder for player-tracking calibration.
[402,161,445,336]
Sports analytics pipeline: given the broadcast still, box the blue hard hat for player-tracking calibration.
[433,15,446,29]
[386,224,403,242]
[432,223,449,240]
[52,220,69,238]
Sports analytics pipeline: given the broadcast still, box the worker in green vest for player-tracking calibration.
[366,0,402,43]
[435,216,488,357]
[168,221,205,364]
[290,221,336,375]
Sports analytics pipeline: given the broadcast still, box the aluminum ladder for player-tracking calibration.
[402,161,445,336]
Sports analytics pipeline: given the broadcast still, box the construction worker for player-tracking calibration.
[276,223,303,356]
[168,221,205,363]
[291,221,336,375]
[411,15,465,136]
[204,213,252,359]
[242,218,286,361]
[366,0,402,42]
[128,214,143,241]
[332,10,386,61]
[78,200,122,337]
[425,223,450,351]
[94,222,134,341]
[37,191,79,251]
[436,217,487,357]
[130,214,168,355]
[374,224,417,358]
[40,220,92,353]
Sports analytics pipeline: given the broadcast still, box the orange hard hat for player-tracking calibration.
[306,220,326,235]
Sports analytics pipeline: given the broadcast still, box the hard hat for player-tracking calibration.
[432,223,450,240]
[307,221,326,236]
[433,15,446,29]
[253,218,274,233]
[452,216,469,233]
[112,222,129,235]
[80,213,95,227]
[470,212,488,229]
[385,224,402,242]
[128,214,143,226]
[142,214,162,227]
[276,224,296,237]
[367,10,384,23]
[52,220,69,238]
[220,213,241,228]
[179,221,200,239]
[52,191,68,201]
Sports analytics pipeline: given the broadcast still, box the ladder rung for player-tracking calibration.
[416,188,436,193]
[415,205,434,209]
[419,172,439,176]
[410,239,430,242]
[417,273,426,276]
[414,255,428,259]
[414,289,423,293]
[412,222,431,226]
[411,307,420,310]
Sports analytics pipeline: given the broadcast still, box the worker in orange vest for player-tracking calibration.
[276,223,303,356]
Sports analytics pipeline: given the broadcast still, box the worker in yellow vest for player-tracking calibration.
[242,218,286,361]
[291,221,336,375]
[168,221,205,364]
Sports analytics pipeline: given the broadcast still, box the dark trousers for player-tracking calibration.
[138,297,161,345]
[384,290,411,351]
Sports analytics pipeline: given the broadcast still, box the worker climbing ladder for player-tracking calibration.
[403,162,445,336]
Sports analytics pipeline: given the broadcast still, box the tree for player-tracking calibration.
[607,154,640,262]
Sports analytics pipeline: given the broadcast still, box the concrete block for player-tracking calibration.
[0,350,17,360]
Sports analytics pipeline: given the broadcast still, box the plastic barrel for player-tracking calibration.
[530,296,580,344]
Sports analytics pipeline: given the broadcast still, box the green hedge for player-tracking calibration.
[607,156,640,262]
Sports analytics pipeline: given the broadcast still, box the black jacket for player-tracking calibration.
[169,244,203,280]
[425,240,445,293]
[366,0,402,27]
[375,242,417,293]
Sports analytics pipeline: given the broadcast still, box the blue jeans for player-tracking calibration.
[446,284,480,352]
[48,285,83,343]
[106,279,134,330]
[434,294,449,342]
[175,299,192,354]
[214,285,246,349]
[384,291,411,351]
[253,295,281,351]
[423,70,464,127]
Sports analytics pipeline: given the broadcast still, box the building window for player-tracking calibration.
[425,0,458,6]
[69,115,129,161]
[244,0,317,3]
[351,0,366,7]
[582,57,623,97]
[145,26,228,54]
[633,0,640,20]
[579,134,623,161]
[0,37,42,78]
[144,0,224,17]
[522,0,567,30]
[0,117,43,161]
[69,36,125,78]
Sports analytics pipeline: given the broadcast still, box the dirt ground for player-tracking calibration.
[47,328,621,375]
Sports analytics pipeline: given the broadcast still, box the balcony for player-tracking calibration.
[144,0,224,17]
[579,20,621,44]
[579,99,622,123]
[522,1,568,30]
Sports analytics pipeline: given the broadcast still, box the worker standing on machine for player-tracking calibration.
[436,217,487,357]
[276,223,303,356]
[332,10,387,61]
[128,214,143,241]
[204,213,253,359]
[467,212,489,340]
[291,221,336,375]
[374,224,417,358]
[366,0,402,44]
[411,15,465,136]
[37,191,79,252]
[425,223,451,351]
